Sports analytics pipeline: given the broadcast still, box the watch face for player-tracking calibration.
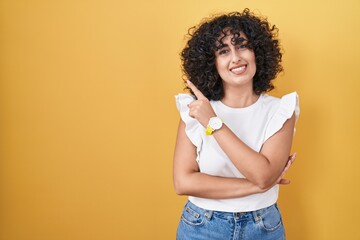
[209,117,222,130]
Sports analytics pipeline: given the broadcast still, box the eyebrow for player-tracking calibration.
[216,43,229,50]
[216,38,248,50]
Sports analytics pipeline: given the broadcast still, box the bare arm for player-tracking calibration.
[186,80,296,190]
[173,120,294,199]
[212,114,295,190]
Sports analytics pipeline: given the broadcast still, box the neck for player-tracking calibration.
[221,84,259,108]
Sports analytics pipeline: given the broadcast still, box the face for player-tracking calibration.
[214,32,256,89]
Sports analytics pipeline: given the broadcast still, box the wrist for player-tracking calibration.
[205,116,223,135]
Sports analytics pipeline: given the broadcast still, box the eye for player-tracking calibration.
[237,44,248,50]
[217,47,230,55]
[218,49,229,55]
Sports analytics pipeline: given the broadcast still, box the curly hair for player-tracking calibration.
[181,9,283,100]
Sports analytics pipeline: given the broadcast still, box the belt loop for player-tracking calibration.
[204,210,213,220]
[252,209,261,223]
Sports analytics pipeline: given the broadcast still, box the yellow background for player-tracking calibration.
[1,0,359,239]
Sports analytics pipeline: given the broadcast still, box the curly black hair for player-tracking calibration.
[181,8,283,100]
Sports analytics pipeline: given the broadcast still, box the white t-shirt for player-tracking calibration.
[175,92,300,212]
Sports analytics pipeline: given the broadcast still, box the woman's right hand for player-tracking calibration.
[186,80,217,128]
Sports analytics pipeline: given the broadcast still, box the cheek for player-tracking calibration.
[214,60,222,75]
[252,61,257,71]
[251,52,256,63]
[215,58,227,72]
[248,53,257,71]
[215,63,228,79]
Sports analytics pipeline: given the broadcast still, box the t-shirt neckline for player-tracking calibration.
[213,94,263,112]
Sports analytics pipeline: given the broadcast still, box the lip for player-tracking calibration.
[229,64,247,75]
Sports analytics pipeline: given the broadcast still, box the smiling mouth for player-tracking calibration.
[230,65,246,74]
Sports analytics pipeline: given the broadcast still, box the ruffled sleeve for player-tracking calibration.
[264,92,300,142]
[175,93,203,161]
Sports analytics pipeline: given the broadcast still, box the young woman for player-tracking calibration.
[173,9,300,239]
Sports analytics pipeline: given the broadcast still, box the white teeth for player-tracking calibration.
[231,66,246,73]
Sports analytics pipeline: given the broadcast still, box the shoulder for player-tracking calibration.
[263,92,300,141]
[174,93,203,160]
[175,93,195,111]
[261,92,299,115]
[261,93,281,107]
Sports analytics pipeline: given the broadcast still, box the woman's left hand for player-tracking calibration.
[187,80,217,127]
[276,153,296,185]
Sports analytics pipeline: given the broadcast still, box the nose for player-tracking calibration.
[231,51,241,63]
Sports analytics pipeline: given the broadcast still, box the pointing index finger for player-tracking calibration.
[186,80,206,100]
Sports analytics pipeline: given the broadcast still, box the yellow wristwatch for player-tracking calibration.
[205,117,223,135]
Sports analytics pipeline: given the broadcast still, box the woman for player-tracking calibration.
[173,9,300,239]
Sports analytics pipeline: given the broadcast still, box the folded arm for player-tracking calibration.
[212,114,296,190]
[173,120,293,199]
[186,80,296,190]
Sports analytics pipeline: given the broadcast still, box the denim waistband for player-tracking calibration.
[185,200,278,222]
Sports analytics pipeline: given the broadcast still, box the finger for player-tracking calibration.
[284,159,292,171]
[280,160,292,177]
[278,179,291,185]
[290,152,296,163]
[186,80,207,100]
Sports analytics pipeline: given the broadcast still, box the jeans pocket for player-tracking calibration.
[181,204,206,226]
[258,204,283,231]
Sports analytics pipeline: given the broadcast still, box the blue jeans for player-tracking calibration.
[176,200,285,240]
